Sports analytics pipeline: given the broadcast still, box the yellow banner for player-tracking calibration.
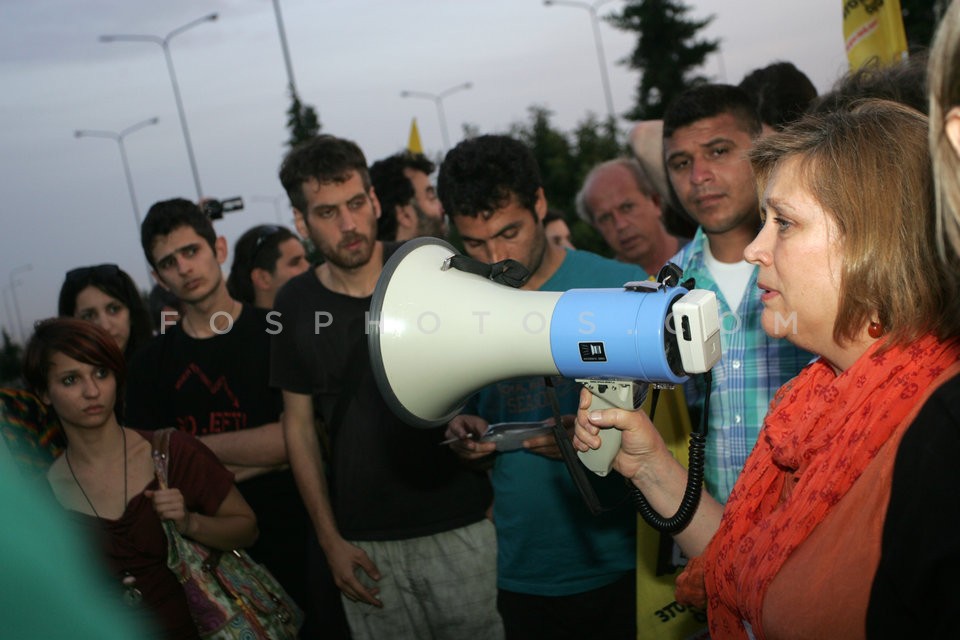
[843,0,908,69]
[407,118,423,154]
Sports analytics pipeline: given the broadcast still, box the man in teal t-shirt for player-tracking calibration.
[438,135,645,639]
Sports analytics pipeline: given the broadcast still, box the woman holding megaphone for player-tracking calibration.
[575,98,960,639]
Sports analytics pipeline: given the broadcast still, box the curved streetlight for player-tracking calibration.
[75,117,159,284]
[100,13,219,200]
[544,0,617,122]
[400,82,473,153]
[8,264,32,344]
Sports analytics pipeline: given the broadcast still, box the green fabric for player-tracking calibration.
[0,459,148,638]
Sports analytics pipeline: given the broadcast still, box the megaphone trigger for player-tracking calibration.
[576,380,647,477]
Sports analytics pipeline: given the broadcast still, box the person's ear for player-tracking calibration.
[369,187,382,220]
[151,269,173,293]
[533,188,548,222]
[215,236,228,265]
[250,267,272,293]
[396,204,416,231]
[293,210,309,239]
[945,107,960,160]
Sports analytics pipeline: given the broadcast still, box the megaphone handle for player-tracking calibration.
[577,393,622,477]
[576,380,642,477]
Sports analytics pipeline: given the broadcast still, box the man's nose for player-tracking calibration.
[340,210,358,232]
[690,158,713,185]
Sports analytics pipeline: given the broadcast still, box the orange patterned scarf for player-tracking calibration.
[689,334,960,639]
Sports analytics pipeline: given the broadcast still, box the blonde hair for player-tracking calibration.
[750,100,960,347]
[929,0,960,260]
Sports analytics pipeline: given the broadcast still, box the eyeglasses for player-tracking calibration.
[65,264,121,285]
[251,226,285,260]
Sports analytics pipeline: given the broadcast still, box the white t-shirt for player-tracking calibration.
[703,240,754,311]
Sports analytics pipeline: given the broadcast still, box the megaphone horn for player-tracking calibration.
[368,237,722,477]
[370,238,562,427]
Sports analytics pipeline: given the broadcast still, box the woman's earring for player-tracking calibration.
[868,321,884,339]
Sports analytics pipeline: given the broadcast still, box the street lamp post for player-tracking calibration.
[271,0,299,97]
[400,82,473,153]
[100,13,218,201]
[544,0,617,123]
[75,117,159,284]
[8,264,32,344]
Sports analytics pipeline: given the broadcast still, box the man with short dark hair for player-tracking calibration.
[369,150,446,241]
[738,60,818,134]
[125,198,320,634]
[271,134,500,640]
[439,134,643,639]
[662,84,811,501]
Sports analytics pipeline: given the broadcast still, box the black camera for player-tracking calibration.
[203,197,244,220]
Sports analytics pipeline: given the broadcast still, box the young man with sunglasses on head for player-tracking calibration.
[124,198,325,636]
[227,224,309,310]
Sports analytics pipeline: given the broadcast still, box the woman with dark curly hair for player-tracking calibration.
[58,264,153,360]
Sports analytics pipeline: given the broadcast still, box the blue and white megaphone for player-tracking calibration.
[368,237,721,476]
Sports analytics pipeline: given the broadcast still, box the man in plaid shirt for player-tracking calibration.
[662,84,812,501]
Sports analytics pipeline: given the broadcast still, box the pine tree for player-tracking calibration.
[285,91,321,148]
[0,329,23,385]
[609,0,719,120]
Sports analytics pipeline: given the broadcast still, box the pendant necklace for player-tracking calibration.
[65,426,142,607]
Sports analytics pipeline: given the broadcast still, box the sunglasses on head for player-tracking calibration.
[252,226,285,258]
[65,264,121,284]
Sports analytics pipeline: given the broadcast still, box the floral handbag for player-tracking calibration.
[152,429,303,639]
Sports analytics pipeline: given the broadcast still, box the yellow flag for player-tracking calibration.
[407,118,423,154]
[843,0,908,70]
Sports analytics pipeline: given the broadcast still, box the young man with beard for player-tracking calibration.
[369,150,446,241]
[271,134,500,640]
[662,84,812,502]
[438,134,645,639]
[124,198,323,636]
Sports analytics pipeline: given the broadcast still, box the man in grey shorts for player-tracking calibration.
[271,134,502,639]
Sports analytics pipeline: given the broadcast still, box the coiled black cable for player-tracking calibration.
[631,370,712,534]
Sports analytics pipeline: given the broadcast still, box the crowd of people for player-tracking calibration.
[3,3,960,638]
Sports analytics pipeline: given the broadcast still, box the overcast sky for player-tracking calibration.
[0,0,850,343]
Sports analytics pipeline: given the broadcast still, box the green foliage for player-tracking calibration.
[609,0,719,120]
[0,329,23,386]
[285,91,321,149]
[506,106,626,256]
